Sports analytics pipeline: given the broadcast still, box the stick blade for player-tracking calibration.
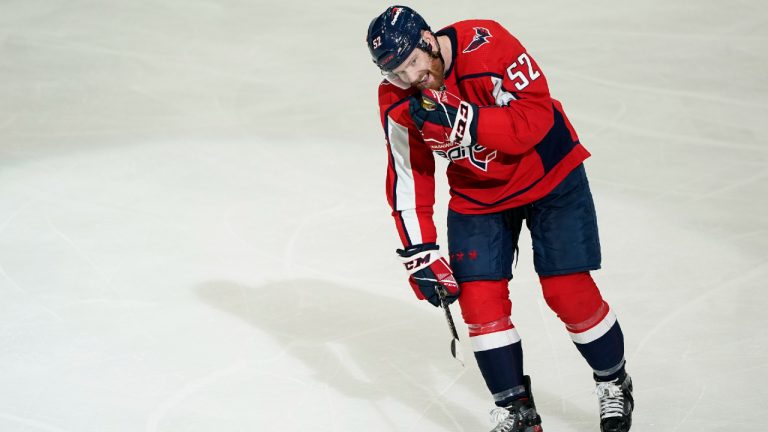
[450,338,464,366]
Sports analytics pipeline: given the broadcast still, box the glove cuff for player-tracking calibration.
[396,242,438,258]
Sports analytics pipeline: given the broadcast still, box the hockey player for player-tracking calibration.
[366,6,634,432]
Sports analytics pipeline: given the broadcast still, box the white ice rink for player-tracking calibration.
[1,1,766,431]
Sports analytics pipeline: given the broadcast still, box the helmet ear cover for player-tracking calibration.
[416,38,434,57]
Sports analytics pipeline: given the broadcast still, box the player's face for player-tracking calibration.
[386,42,444,90]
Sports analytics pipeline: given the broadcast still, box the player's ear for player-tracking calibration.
[421,30,438,54]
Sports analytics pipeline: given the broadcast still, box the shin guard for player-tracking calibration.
[458,280,527,405]
[540,272,626,381]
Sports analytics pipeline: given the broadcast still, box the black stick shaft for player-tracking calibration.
[437,285,464,366]
[439,290,460,340]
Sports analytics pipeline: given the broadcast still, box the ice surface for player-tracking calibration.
[0,1,766,431]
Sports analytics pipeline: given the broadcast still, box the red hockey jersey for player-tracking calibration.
[378,19,590,248]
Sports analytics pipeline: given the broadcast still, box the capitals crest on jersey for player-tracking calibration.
[433,143,497,172]
[463,27,492,53]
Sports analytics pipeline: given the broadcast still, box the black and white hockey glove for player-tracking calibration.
[409,88,478,148]
[397,243,460,307]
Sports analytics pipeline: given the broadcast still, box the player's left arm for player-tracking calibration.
[473,24,555,154]
[411,22,556,155]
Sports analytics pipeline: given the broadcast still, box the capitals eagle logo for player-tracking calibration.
[463,27,492,53]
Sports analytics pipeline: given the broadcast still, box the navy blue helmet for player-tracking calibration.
[366,6,431,72]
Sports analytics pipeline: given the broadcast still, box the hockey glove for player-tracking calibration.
[409,89,478,148]
[397,243,460,307]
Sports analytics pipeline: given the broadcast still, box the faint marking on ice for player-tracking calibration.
[56,298,157,310]
[632,261,768,357]
[0,260,62,321]
[688,169,768,201]
[579,117,762,151]
[326,320,408,344]
[145,360,249,432]
[221,203,284,264]
[389,359,468,431]
[326,342,372,384]
[46,215,121,299]
[723,228,767,244]
[552,68,767,109]
[282,202,346,273]
[0,198,37,237]
[0,413,73,432]
[0,264,29,295]
[561,28,768,42]
[672,384,706,431]
[15,36,267,85]
[586,100,628,139]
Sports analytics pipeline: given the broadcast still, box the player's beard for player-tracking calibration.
[415,55,445,90]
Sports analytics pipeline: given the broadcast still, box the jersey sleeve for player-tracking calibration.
[378,82,438,248]
[472,22,556,155]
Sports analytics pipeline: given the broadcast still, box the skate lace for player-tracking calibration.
[595,380,624,419]
[489,407,518,432]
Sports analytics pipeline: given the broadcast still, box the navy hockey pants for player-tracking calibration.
[447,164,601,281]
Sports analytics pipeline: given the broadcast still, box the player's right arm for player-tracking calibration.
[378,81,460,306]
[378,81,438,248]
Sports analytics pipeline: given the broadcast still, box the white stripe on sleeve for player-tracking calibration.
[388,118,423,244]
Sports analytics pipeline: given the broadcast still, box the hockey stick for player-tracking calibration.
[437,285,464,366]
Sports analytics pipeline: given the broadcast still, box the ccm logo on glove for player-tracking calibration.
[403,253,433,271]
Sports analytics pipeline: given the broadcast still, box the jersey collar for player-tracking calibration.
[435,26,458,81]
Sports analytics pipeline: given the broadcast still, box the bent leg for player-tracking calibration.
[458,279,527,406]
[540,272,626,381]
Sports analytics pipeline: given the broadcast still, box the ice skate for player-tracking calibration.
[489,376,543,432]
[595,373,634,432]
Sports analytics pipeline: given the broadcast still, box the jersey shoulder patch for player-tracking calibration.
[463,26,493,53]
